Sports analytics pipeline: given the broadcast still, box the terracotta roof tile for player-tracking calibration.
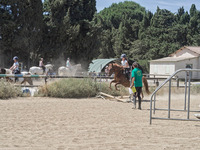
[150,56,197,62]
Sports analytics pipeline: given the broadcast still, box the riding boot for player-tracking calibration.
[126,74,129,80]
[138,99,141,110]
[132,96,136,108]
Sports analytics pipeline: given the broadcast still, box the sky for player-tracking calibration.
[41,0,200,13]
[97,0,200,13]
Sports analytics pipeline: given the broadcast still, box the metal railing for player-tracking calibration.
[150,69,200,124]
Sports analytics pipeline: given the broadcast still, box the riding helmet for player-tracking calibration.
[13,56,18,60]
[121,54,126,59]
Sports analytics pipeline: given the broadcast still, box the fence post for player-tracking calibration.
[156,79,159,87]
[150,95,153,124]
[176,78,179,88]
[187,70,192,119]
[153,94,156,114]
[168,79,172,118]
[99,64,102,92]
[184,71,188,111]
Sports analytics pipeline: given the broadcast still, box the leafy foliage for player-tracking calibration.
[1,1,200,72]
[0,0,44,68]
[96,3,200,72]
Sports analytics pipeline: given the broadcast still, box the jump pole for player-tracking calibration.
[99,92,126,102]
[0,74,114,79]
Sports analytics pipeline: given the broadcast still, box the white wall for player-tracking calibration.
[198,57,200,78]
[175,57,199,79]
[150,62,175,77]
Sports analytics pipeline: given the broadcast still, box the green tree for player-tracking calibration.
[0,0,44,67]
[190,4,197,17]
[42,0,99,68]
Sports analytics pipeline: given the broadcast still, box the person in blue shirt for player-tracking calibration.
[10,56,20,74]
[10,56,20,82]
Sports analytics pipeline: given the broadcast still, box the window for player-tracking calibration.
[186,64,193,69]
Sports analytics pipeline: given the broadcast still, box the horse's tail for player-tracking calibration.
[142,76,150,95]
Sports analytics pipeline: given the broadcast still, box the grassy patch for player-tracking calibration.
[39,79,98,98]
[38,79,129,98]
[0,80,20,99]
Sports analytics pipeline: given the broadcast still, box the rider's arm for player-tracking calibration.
[10,65,14,70]
[13,64,18,70]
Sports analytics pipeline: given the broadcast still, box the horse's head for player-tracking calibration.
[0,68,6,74]
[5,69,12,74]
[45,64,53,70]
[108,63,123,76]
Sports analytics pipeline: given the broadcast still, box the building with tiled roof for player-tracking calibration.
[150,46,200,79]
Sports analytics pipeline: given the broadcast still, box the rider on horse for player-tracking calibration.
[121,54,130,80]
[66,58,71,69]
[39,58,45,73]
[10,56,20,82]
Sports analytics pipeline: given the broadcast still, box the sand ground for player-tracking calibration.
[0,95,200,150]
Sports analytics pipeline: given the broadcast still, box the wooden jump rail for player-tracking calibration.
[98,92,126,103]
[0,74,181,87]
[14,85,41,88]
[0,73,178,80]
[0,74,114,79]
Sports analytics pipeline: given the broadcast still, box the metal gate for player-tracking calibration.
[150,69,200,124]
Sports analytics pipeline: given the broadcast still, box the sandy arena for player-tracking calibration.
[0,95,200,150]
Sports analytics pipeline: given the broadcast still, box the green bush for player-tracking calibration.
[0,80,20,99]
[39,79,98,98]
[38,79,129,98]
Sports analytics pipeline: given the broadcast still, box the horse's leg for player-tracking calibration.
[24,78,32,85]
[114,82,121,91]
[21,79,25,85]
[110,80,117,90]
[6,77,12,83]
[28,78,33,85]
[21,78,28,85]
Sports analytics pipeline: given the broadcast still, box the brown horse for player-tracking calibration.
[108,63,150,94]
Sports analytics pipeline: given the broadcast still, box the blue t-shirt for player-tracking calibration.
[13,62,19,71]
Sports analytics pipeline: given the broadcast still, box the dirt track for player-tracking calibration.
[0,95,200,150]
